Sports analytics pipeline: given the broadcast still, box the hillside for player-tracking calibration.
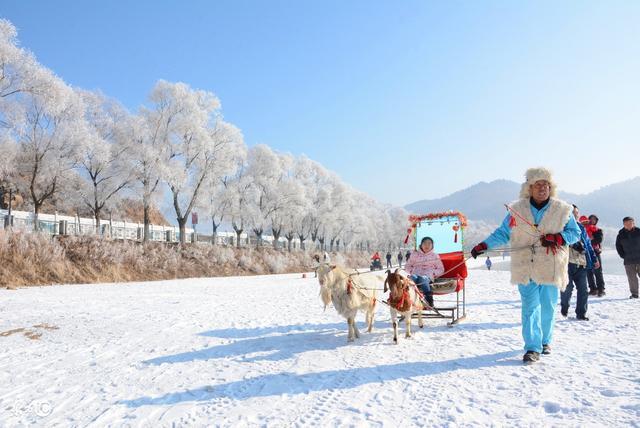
[406,178,640,227]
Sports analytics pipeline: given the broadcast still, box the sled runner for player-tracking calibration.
[406,211,468,326]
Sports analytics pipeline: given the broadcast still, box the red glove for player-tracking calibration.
[541,233,564,248]
[471,242,488,259]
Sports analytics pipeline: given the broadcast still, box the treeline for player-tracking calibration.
[0,19,407,251]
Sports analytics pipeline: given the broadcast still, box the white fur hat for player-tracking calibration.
[519,167,557,199]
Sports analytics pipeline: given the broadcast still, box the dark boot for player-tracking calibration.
[426,292,434,308]
[542,344,551,355]
[523,351,540,364]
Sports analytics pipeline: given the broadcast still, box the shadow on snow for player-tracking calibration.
[198,322,348,339]
[120,349,521,407]
[145,321,520,366]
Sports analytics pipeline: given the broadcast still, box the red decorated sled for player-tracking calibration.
[406,211,468,326]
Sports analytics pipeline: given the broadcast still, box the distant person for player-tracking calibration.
[313,254,321,278]
[405,236,444,307]
[385,252,392,269]
[584,214,605,297]
[469,167,580,364]
[560,206,598,321]
[485,257,492,270]
[371,251,382,270]
[397,251,404,268]
[405,250,411,263]
[615,216,640,299]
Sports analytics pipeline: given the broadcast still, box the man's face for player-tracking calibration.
[624,220,635,231]
[530,180,551,202]
[589,216,597,226]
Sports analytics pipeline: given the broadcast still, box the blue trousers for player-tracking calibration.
[409,274,431,297]
[518,282,559,353]
[561,263,589,318]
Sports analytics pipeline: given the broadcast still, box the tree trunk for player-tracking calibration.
[272,230,281,249]
[95,210,102,236]
[233,227,243,248]
[212,218,218,246]
[33,203,41,232]
[285,233,294,252]
[252,228,263,248]
[143,202,150,242]
[178,217,187,244]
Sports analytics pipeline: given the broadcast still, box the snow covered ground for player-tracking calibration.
[1,269,639,427]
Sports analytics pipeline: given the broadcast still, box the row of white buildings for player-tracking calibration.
[0,209,290,247]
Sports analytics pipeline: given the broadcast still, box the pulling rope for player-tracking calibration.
[504,204,540,233]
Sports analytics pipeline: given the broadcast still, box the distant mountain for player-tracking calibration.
[405,179,521,222]
[405,177,640,227]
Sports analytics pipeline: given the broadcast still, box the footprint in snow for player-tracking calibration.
[543,401,561,413]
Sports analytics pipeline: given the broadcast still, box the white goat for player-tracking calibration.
[317,264,381,342]
[384,269,427,344]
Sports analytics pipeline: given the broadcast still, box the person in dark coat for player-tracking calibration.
[397,251,403,268]
[615,216,640,299]
[584,214,606,296]
[385,252,392,269]
[405,250,411,263]
[561,206,598,320]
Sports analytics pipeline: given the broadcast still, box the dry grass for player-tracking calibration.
[23,331,42,340]
[0,230,369,288]
[0,324,60,341]
[0,327,26,337]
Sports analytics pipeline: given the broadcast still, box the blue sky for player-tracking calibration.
[3,1,639,206]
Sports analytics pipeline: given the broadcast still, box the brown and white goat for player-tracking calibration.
[384,269,427,344]
[317,264,380,342]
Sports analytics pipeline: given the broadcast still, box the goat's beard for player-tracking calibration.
[319,285,332,310]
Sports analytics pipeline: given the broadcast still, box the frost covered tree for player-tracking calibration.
[0,18,84,229]
[323,181,353,252]
[385,205,410,249]
[0,19,56,104]
[0,132,17,184]
[292,157,332,250]
[76,90,132,234]
[125,108,167,242]
[266,153,305,249]
[154,81,242,244]
[245,145,290,247]
[0,132,18,215]
[199,141,247,245]
[9,75,85,230]
[226,157,256,247]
